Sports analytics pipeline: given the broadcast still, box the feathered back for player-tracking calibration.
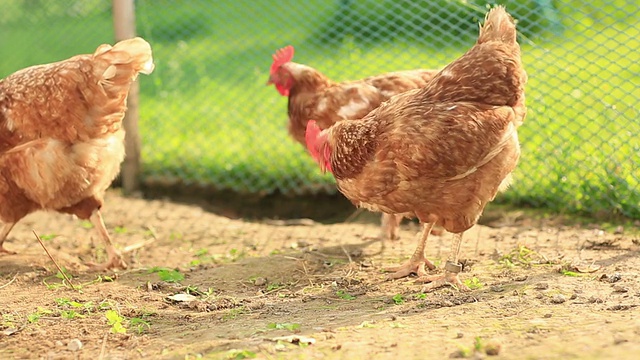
[477,6,517,45]
[0,37,154,148]
[418,5,526,116]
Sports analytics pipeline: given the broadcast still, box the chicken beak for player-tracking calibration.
[266,75,274,86]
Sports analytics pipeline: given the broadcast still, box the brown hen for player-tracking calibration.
[305,6,527,291]
[267,45,440,240]
[0,37,154,270]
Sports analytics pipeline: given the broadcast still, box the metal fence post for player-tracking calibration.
[112,0,141,194]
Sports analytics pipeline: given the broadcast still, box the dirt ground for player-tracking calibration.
[0,190,639,360]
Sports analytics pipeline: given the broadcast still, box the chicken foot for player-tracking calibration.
[385,222,436,279]
[0,222,17,255]
[419,232,470,292]
[84,210,128,271]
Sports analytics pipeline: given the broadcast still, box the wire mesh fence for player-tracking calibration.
[1,0,639,218]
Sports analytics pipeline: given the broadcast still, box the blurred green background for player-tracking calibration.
[1,0,638,218]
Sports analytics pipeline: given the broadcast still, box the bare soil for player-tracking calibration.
[1,190,639,360]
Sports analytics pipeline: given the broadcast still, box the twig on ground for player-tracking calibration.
[123,237,156,253]
[0,274,17,289]
[33,229,76,290]
[98,332,108,360]
[341,244,353,264]
[144,225,158,240]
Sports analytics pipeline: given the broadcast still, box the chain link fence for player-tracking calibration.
[1,0,639,218]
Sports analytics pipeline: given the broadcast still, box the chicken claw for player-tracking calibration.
[0,247,17,255]
[418,261,470,292]
[385,222,436,279]
[385,257,435,279]
[85,211,128,271]
[85,254,127,271]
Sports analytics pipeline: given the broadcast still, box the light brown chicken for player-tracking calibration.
[0,37,154,270]
[267,45,440,240]
[305,6,527,291]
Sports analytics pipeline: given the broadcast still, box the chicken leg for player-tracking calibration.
[380,213,403,240]
[85,210,127,271]
[0,222,17,255]
[419,232,470,292]
[385,222,436,278]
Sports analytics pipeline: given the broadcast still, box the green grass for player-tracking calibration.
[1,0,639,218]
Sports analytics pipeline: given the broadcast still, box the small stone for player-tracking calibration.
[67,339,83,351]
[570,293,578,300]
[514,275,528,282]
[253,277,267,286]
[456,332,464,338]
[55,340,64,347]
[544,313,552,318]
[550,294,566,304]
[490,286,505,292]
[534,283,549,290]
[600,273,622,283]
[485,341,502,356]
[588,296,604,304]
[613,285,628,293]
[614,337,628,345]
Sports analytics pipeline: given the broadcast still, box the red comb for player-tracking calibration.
[270,45,295,74]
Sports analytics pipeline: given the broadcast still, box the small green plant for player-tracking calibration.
[336,290,356,300]
[414,293,427,300]
[114,226,128,234]
[27,307,54,324]
[499,245,546,269]
[60,310,85,319]
[148,267,185,283]
[1,314,17,328]
[356,321,377,328]
[39,233,58,241]
[105,310,127,334]
[226,248,246,262]
[194,248,209,257]
[55,268,74,281]
[267,322,301,331]
[27,313,40,323]
[463,277,483,290]
[474,336,483,352]
[392,294,405,305]
[80,220,93,229]
[55,298,94,313]
[184,285,215,298]
[225,349,256,359]
[560,269,582,277]
[130,317,151,334]
[266,282,283,291]
[222,307,246,321]
[169,231,183,241]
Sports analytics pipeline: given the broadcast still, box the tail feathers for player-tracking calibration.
[477,6,517,45]
[93,37,154,91]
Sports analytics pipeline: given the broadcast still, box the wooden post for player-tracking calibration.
[112,0,141,194]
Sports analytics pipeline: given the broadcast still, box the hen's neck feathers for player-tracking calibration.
[286,63,334,95]
[327,117,380,180]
